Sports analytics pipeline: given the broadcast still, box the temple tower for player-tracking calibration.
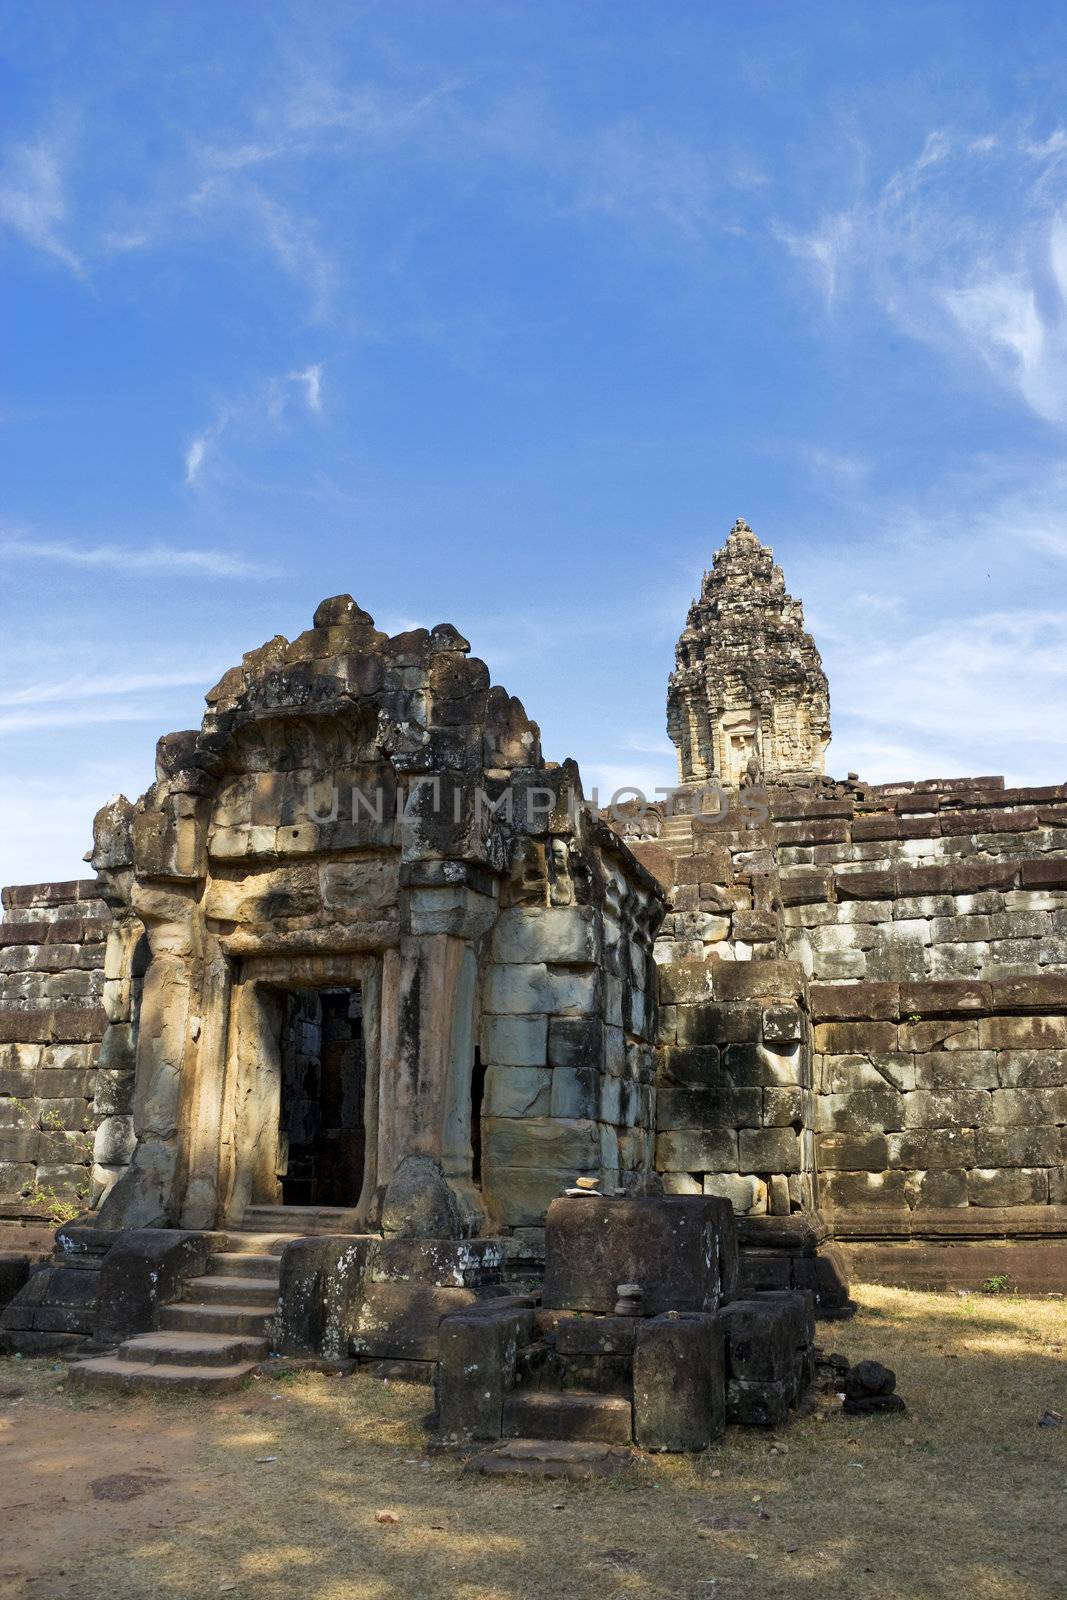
[667,518,830,787]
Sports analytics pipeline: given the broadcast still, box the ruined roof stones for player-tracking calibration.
[667,520,830,788]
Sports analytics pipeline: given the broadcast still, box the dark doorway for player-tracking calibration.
[276,987,365,1207]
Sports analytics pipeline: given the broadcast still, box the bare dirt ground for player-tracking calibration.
[0,1283,1064,1600]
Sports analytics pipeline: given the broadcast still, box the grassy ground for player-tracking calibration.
[0,1283,1064,1600]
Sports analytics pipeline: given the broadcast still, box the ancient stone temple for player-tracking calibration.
[1,518,1065,1420]
[667,517,830,787]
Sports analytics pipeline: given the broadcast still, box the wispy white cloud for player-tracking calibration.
[184,432,211,485]
[0,669,213,708]
[0,535,280,578]
[0,133,82,274]
[183,364,324,487]
[775,123,1067,425]
[0,702,197,734]
[293,362,323,413]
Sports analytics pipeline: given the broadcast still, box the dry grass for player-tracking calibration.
[1,1283,1064,1600]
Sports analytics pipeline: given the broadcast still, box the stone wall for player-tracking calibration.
[479,830,661,1228]
[0,881,111,1210]
[775,777,1067,1231]
[619,773,1066,1263]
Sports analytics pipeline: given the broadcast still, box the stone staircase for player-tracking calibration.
[69,1231,291,1394]
[659,812,694,854]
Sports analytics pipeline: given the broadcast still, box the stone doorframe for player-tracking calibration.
[219,951,385,1227]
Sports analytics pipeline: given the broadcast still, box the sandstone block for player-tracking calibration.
[657,958,716,1006]
[816,1132,889,1170]
[996,1049,1067,1088]
[912,1050,998,1090]
[655,1129,739,1173]
[483,1066,552,1119]
[351,1281,476,1361]
[93,1115,135,1167]
[701,1173,767,1213]
[656,1086,761,1131]
[904,1168,968,1208]
[820,1169,908,1210]
[677,1004,761,1048]
[814,1021,897,1053]
[657,1044,724,1088]
[92,1069,135,1116]
[817,1086,903,1134]
[887,1128,976,1169]
[548,1018,603,1069]
[980,1015,1067,1050]
[483,963,599,1018]
[0,1130,40,1162]
[809,981,900,1021]
[438,1305,534,1442]
[482,1116,599,1171]
[975,1126,1062,1166]
[899,980,992,1016]
[480,1014,548,1067]
[967,1168,1049,1206]
[542,1194,737,1315]
[988,1087,1067,1126]
[899,1019,980,1052]
[902,1089,991,1128]
[737,1127,801,1175]
[633,1312,725,1451]
[491,906,599,966]
[550,1065,599,1120]
[762,1086,806,1126]
[762,1004,802,1043]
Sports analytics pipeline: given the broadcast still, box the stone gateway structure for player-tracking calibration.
[1,520,1065,1423]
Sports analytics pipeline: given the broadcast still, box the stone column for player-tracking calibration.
[378,881,497,1237]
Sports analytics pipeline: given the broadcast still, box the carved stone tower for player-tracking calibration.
[667,518,830,786]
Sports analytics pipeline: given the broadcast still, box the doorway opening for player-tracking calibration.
[469,1046,486,1187]
[276,987,366,1207]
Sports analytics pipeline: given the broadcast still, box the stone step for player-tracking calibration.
[209,1252,281,1280]
[217,1232,299,1257]
[182,1275,278,1307]
[116,1329,267,1368]
[241,1205,365,1236]
[160,1302,275,1337]
[465,1438,633,1480]
[68,1356,257,1395]
[502,1389,633,1444]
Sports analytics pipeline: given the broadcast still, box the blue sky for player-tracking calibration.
[3,1,1067,885]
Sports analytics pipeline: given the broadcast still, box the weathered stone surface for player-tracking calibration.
[655,1128,739,1173]
[438,1304,535,1441]
[351,1280,477,1361]
[272,1235,375,1358]
[555,1314,638,1356]
[633,1311,725,1450]
[542,1195,737,1315]
[737,1127,802,1175]
[668,520,829,785]
[480,1014,548,1067]
[721,1298,798,1425]
[95,1229,219,1346]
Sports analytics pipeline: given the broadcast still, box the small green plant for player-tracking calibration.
[907,1013,922,1025]
[26,1185,85,1226]
[6,1097,68,1133]
[982,1273,1014,1295]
